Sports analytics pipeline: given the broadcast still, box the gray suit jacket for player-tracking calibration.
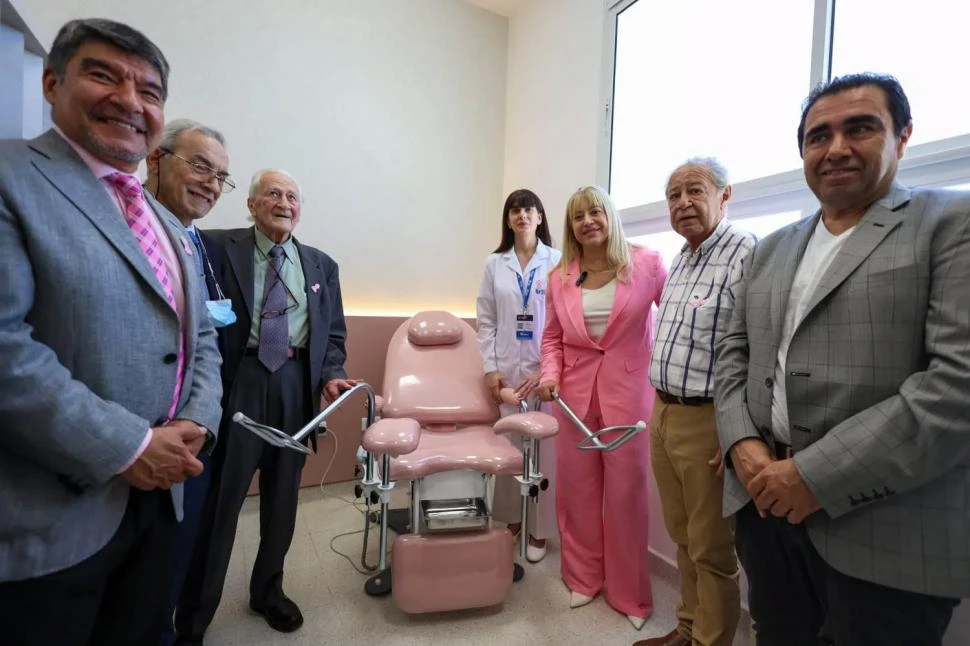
[714,182,970,598]
[0,130,223,582]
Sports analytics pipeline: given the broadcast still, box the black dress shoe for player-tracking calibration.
[249,594,304,633]
[173,638,203,646]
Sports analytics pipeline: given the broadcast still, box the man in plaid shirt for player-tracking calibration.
[636,158,755,646]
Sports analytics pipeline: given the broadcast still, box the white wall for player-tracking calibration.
[14,0,509,316]
[502,0,608,247]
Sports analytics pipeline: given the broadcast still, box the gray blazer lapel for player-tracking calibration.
[225,228,256,317]
[769,215,816,348]
[29,131,171,308]
[801,184,911,319]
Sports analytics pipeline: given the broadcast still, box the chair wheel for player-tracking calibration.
[365,569,392,596]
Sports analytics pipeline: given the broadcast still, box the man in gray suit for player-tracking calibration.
[0,19,222,646]
[714,72,969,645]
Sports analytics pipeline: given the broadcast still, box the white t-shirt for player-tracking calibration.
[582,279,617,341]
[771,217,854,444]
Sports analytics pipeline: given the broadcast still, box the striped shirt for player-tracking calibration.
[650,219,756,398]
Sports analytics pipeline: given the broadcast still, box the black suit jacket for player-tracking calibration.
[205,227,348,412]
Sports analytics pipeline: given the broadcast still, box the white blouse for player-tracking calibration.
[582,278,616,341]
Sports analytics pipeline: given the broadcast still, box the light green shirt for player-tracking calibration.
[248,227,309,348]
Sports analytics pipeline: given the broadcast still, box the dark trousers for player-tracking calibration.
[161,449,214,646]
[0,489,177,646]
[735,502,960,646]
[175,356,310,640]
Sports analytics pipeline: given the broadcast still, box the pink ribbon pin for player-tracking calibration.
[311,283,320,293]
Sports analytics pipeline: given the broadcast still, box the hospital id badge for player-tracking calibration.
[515,314,534,340]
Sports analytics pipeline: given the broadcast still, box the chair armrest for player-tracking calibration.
[494,412,558,440]
[362,418,421,457]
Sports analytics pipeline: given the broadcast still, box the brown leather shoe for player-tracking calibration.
[632,627,690,646]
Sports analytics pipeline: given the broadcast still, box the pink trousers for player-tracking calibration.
[554,396,654,619]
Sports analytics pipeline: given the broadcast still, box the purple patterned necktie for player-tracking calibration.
[258,245,289,372]
[105,172,184,416]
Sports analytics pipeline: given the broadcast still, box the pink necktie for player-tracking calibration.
[106,172,184,418]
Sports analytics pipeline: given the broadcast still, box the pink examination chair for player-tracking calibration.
[358,310,560,613]
[234,310,645,614]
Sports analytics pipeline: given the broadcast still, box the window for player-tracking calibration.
[605,0,970,241]
[831,0,970,148]
[610,0,815,210]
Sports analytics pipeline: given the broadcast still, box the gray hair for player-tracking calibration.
[158,118,225,151]
[47,18,170,99]
[667,156,730,192]
[249,169,303,202]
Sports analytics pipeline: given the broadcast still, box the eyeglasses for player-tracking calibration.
[260,302,299,319]
[161,149,236,193]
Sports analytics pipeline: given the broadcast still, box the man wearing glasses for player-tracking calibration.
[144,118,235,646]
[174,170,357,645]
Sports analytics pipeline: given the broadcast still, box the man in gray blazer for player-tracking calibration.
[0,19,222,646]
[714,72,969,646]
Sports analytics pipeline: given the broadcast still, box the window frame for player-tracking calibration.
[600,0,970,238]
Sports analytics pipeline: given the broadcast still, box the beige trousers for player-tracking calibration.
[650,397,740,646]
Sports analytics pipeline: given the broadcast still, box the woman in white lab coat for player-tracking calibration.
[476,188,562,563]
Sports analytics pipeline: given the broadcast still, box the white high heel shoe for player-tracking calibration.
[627,614,646,630]
[569,591,594,608]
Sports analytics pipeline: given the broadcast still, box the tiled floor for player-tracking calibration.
[202,482,750,645]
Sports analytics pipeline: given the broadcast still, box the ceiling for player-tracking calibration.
[461,0,527,18]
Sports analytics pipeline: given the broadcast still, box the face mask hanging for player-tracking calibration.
[194,232,237,328]
[205,298,237,327]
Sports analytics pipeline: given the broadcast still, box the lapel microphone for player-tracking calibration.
[576,271,588,287]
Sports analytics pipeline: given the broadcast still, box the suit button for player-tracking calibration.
[765,377,773,388]
[163,353,178,364]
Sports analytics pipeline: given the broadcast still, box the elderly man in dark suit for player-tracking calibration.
[145,117,236,646]
[175,169,356,644]
[0,18,222,646]
[715,72,970,646]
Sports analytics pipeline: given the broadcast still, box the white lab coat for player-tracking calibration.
[476,240,562,392]
[476,240,562,537]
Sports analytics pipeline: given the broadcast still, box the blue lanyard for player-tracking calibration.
[516,267,538,311]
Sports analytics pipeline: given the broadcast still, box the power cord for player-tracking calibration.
[313,428,392,575]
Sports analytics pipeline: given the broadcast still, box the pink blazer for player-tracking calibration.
[540,245,667,426]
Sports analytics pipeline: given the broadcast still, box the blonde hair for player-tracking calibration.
[557,186,632,282]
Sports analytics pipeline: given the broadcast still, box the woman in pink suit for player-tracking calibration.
[537,185,667,631]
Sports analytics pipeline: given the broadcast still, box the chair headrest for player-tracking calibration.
[408,311,463,347]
